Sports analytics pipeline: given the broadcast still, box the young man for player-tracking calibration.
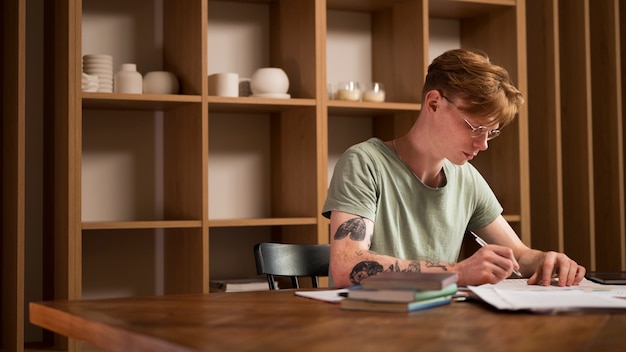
[323,49,586,288]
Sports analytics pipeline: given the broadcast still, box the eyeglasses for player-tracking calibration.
[463,118,501,141]
[442,95,501,141]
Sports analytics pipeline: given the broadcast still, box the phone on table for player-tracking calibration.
[586,271,626,285]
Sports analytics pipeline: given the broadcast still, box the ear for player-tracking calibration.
[430,99,438,112]
[424,90,443,113]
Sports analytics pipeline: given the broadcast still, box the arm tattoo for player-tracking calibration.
[348,260,422,285]
[334,217,367,241]
[387,261,400,272]
[405,262,421,272]
[387,261,421,273]
[425,261,448,271]
[349,261,384,285]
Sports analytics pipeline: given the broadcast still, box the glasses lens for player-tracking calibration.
[468,123,500,140]
[486,129,500,140]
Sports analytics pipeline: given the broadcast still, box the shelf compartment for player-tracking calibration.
[81,0,205,96]
[209,107,319,220]
[326,1,428,104]
[207,0,319,99]
[81,103,205,222]
[82,227,207,298]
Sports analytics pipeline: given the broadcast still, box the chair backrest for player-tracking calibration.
[253,242,330,290]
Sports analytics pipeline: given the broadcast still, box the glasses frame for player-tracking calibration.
[441,94,501,141]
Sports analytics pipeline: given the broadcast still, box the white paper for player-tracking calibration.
[295,289,348,303]
[469,278,626,312]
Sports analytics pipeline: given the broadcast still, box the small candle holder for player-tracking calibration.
[327,83,336,99]
[362,82,385,102]
[335,81,362,101]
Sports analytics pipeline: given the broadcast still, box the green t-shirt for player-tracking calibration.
[323,137,502,263]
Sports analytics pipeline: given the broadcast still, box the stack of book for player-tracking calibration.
[340,272,458,312]
[209,278,277,293]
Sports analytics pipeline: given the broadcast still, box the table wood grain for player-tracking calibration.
[30,289,626,351]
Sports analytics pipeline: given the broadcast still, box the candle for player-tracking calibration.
[363,90,385,102]
[336,88,361,101]
[363,82,385,102]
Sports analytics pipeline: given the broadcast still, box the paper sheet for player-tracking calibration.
[469,278,626,312]
[295,289,348,303]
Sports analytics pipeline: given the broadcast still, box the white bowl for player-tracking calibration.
[83,54,113,61]
[83,57,113,65]
[83,59,112,65]
[84,69,113,75]
[250,67,289,95]
[143,71,179,94]
[83,63,113,69]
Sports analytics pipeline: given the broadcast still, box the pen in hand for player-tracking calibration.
[469,231,522,278]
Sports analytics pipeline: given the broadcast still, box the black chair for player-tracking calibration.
[253,242,330,290]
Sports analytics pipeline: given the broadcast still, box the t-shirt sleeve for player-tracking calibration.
[322,147,379,221]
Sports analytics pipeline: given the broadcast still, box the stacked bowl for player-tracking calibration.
[82,54,113,93]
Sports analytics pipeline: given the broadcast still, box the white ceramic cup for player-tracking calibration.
[208,73,239,97]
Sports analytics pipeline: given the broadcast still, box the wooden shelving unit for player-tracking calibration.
[29,0,528,350]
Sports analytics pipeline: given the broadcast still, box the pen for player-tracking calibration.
[469,231,523,278]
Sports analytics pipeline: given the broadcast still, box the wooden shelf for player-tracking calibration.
[208,217,318,227]
[82,93,201,110]
[429,0,516,19]
[208,96,316,112]
[82,220,203,230]
[328,100,421,115]
[326,0,418,12]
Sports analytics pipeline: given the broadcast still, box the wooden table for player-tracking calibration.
[30,289,626,352]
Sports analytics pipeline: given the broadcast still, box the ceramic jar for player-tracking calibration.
[114,63,143,94]
[250,67,289,96]
[143,71,180,94]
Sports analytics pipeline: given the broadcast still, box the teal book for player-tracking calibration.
[340,295,453,312]
[347,283,458,303]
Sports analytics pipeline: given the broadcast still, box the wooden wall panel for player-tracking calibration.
[527,0,563,252]
[527,0,626,270]
[2,0,26,350]
[589,0,625,270]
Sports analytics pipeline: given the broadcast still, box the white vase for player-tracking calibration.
[114,63,143,94]
[250,67,289,95]
[143,71,179,94]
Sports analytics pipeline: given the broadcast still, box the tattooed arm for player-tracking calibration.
[329,211,457,288]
